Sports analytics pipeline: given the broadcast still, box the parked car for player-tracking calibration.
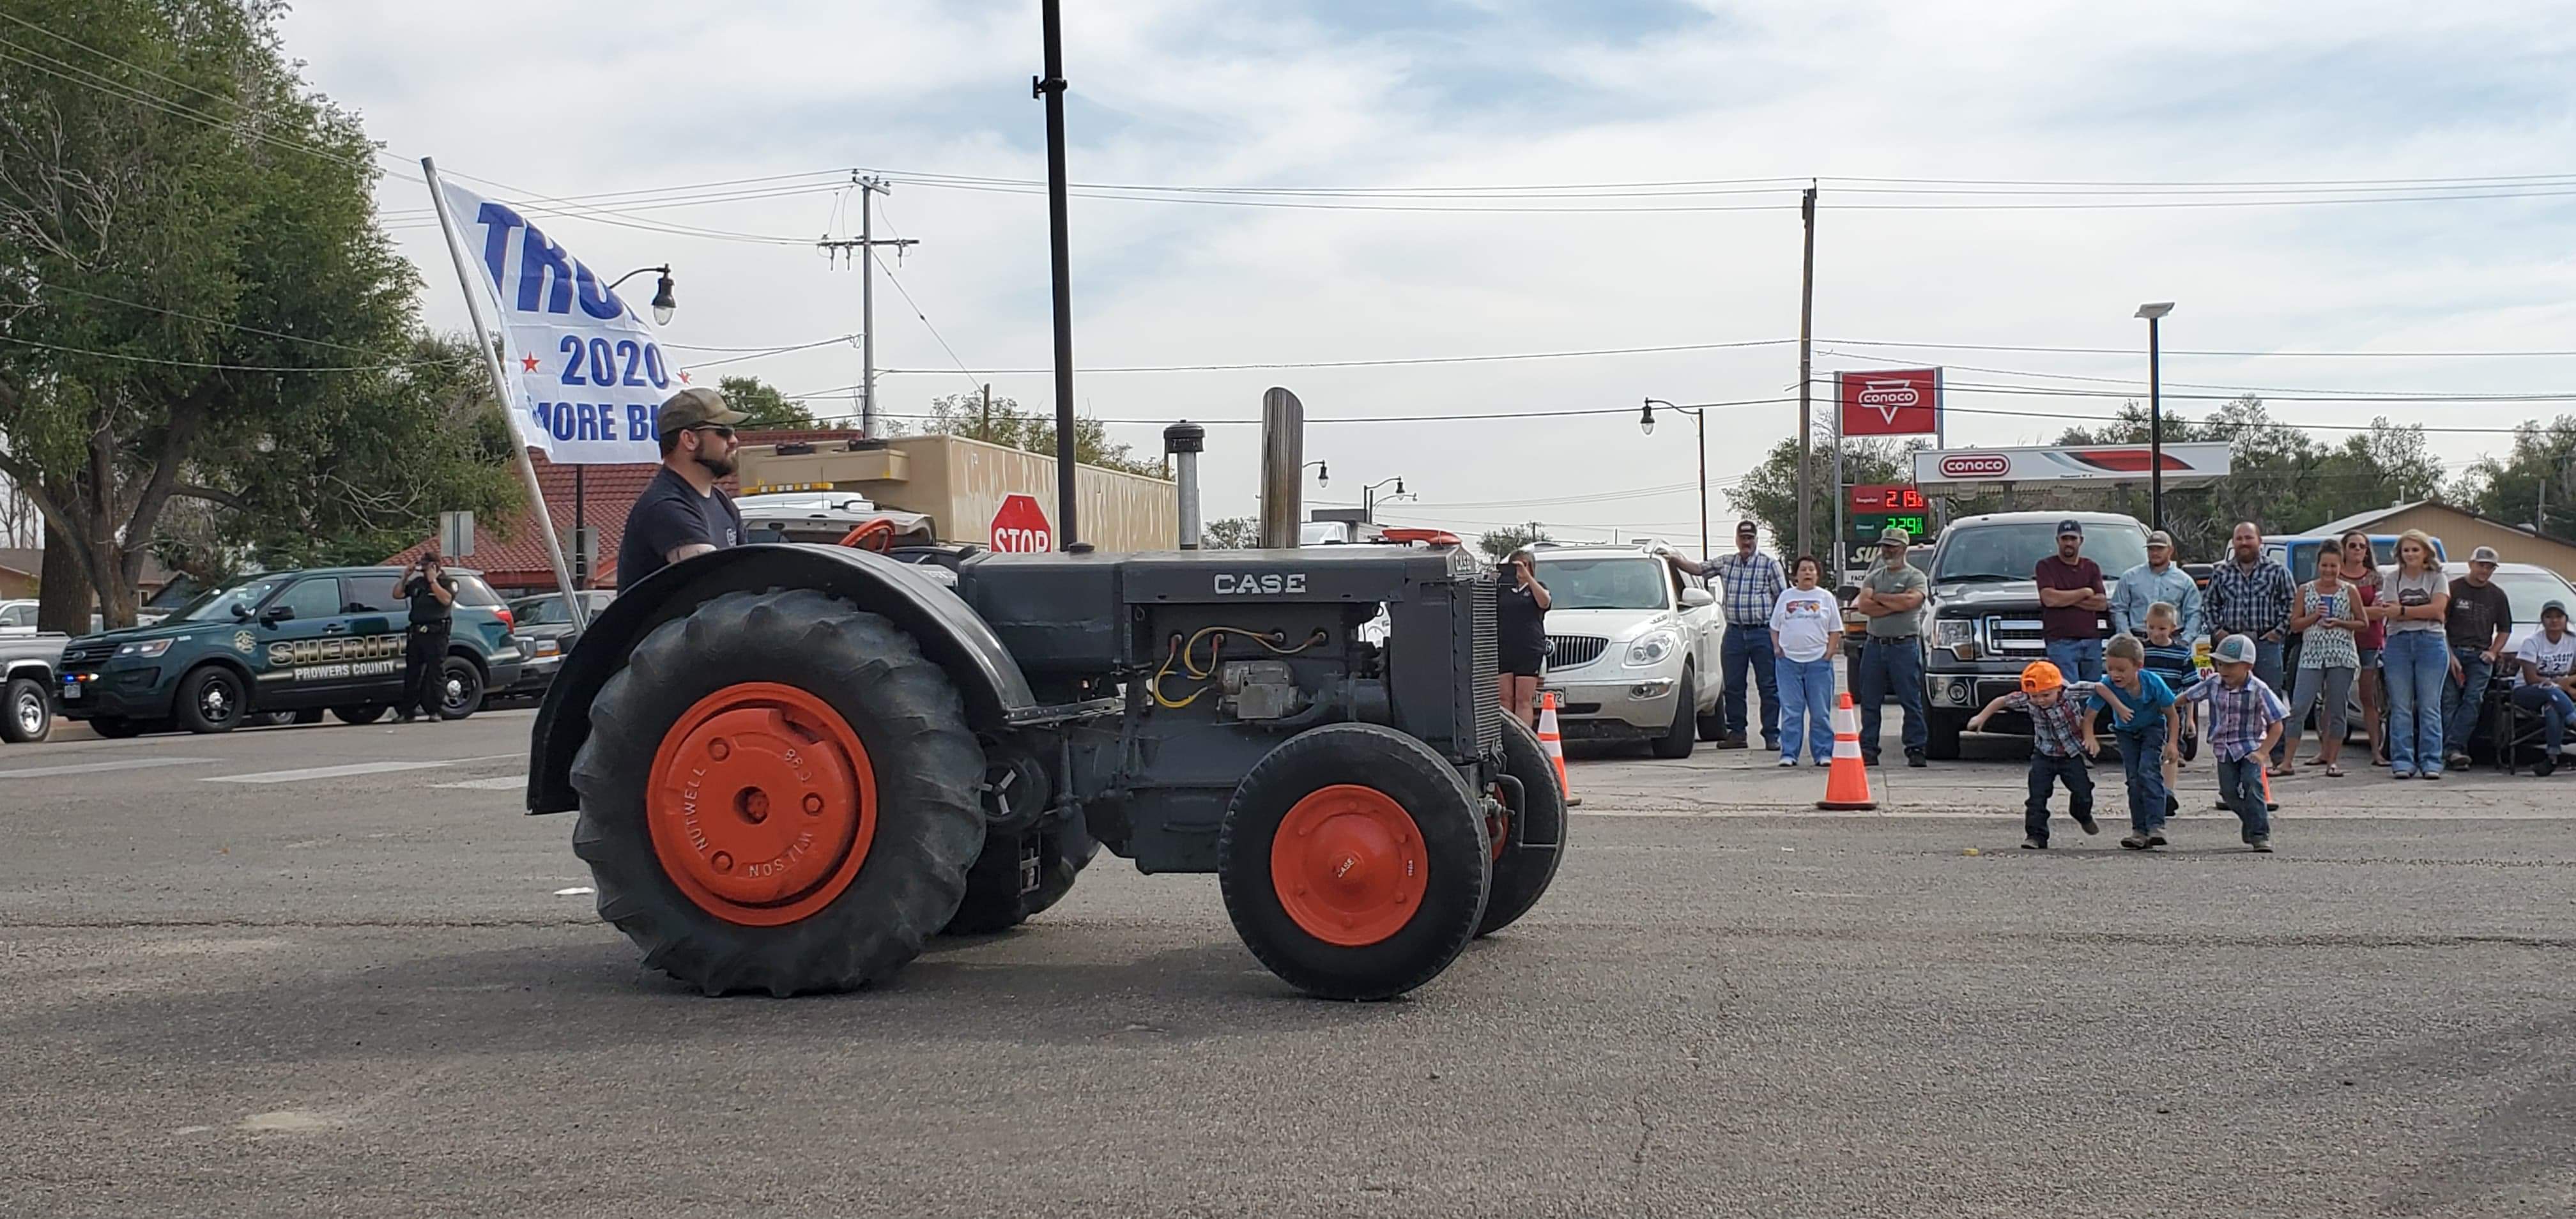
[1529,542,1724,757]
[54,565,523,737]
[1920,510,2152,758]
[2266,532,2444,585]
[501,590,614,700]
[0,599,42,637]
[3,631,68,743]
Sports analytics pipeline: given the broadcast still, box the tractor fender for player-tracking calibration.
[525,543,1036,814]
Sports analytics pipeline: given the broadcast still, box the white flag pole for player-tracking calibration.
[420,156,590,633]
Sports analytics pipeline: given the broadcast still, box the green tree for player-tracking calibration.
[1477,522,1551,562]
[1724,433,1920,564]
[918,392,1166,479]
[2448,415,2576,539]
[1202,516,1257,548]
[717,375,817,432]
[0,0,477,626]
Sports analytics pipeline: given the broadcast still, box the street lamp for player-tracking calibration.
[1361,476,1407,521]
[609,264,678,325]
[1642,398,1709,559]
[1303,459,1329,486]
[2135,302,2174,533]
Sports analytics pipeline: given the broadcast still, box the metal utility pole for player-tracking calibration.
[1036,0,1080,548]
[1797,183,1817,562]
[815,175,916,438]
[1641,399,1707,559]
[2136,302,2175,533]
[981,383,993,441]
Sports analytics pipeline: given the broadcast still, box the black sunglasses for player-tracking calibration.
[687,424,736,440]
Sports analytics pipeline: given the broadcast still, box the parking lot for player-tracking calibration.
[6,709,2575,1217]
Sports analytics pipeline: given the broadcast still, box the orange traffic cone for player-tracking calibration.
[1537,692,1581,808]
[1816,691,1878,811]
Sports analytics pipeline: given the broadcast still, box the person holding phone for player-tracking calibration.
[1497,548,1551,728]
[389,552,456,724]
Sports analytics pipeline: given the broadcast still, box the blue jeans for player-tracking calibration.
[2511,684,2574,756]
[2024,753,2094,842]
[1855,636,1926,760]
[2442,647,2496,759]
[2044,638,2104,684]
[1774,656,1836,763]
[2116,717,2169,835]
[2216,755,2273,839]
[2382,630,2450,775]
[1722,625,1781,747]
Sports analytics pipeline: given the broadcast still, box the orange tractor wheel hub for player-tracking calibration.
[647,682,878,926]
[1270,785,1427,947]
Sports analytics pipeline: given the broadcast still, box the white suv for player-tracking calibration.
[1528,544,1724,758]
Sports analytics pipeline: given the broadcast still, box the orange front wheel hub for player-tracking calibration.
[1271,785,1428,947]
[647,682,878,926]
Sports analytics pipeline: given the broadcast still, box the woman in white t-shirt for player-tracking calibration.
[1770,555,1839,767]
[2375,529,2453,779]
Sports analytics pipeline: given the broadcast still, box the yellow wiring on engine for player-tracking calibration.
[1152,627,1331,709]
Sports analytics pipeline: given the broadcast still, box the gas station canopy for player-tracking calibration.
[1912,442,2232,493]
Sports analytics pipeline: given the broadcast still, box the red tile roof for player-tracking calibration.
[385,431,863,592]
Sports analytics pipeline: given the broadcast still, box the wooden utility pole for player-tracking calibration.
[1797,183,1818,562]
[814,174,916,438]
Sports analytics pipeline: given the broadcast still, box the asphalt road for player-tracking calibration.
[4,710,2574,1218]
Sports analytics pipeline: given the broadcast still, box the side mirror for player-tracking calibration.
[262,604,295,624]
[1680,586,1715,609]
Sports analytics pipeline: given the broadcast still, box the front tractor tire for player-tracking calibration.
[1478,714,1566,937]
[569,589,987,997]
[1218,723,1491,1000]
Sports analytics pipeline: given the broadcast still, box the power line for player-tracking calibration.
[0,333,422,372]
[21,282,461,364]
[0,40,388,178]
[782,395,1802,426]
[871,251,984,397]
[1820,337,2576,359]
[1817,351,2576,401]
[675,335,859,372]
[880,337,1797,376]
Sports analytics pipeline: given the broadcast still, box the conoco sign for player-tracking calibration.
[1915,442,2234,489]
[1938,454,2011,479]
[1837,368,1941,437]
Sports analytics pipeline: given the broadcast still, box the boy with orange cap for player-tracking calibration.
[1967,661,2100,850]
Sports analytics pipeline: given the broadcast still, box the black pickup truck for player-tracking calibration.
[1918,510,2151,758]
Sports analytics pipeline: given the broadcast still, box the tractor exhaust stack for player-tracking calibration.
[1259,387,1304,548]
[1164,419,1206,549]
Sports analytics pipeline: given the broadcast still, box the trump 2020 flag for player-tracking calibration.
[433,178,673,464]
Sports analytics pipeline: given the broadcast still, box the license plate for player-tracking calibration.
[61,682,81,700]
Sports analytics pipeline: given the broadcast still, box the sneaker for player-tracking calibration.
[2147,828,2169,847]
[2165,795,2179,816]
[1862,755,1881,768]
[2247,836,2274,853]
[2424,770,2444,781]
[2213,797,2234,810]
[2073,811,2101,836]
[2021,836,2047,850]
[1907,750,1927,768]
[2536,756,2558,778]
[1718,735,1747,750]
[1777,756,1799,767]
[2180,735,2199,763]
[2391,767,2415,780]
[2120,833,2152,850]
[2446,751,2472,769]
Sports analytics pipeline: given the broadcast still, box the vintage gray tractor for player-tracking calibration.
[524,406,1564,1000]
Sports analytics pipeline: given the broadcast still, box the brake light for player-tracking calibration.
[494,608,515,630]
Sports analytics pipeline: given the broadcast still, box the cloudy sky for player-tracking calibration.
[284,0,2575,549]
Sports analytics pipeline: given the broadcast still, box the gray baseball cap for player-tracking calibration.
[656,386,746,436]
[2469,545,2501,565]
[2211,634,2257,666]
[2145,530,2174,548]
[1878,525,1911,546]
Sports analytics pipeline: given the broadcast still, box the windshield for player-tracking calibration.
[512,592,610,625]
[1934,522,2149,583]
[2488,571,2576,623]
[1540,558,1670,611]
[172,578,283,623]
[2290,538,2406,583]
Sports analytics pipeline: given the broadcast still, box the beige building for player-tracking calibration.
[2306,501,2576,576]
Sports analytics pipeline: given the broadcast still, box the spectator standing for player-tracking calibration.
[2442,546,2515,770]
[1495,548,1551,728]
[1851,525,1929,768]
[2033,519,2108,682]
[1768,556,1839,768]
[2281,545,2365,778]
[1964,661,2099,850]
[2175,634,2290,852]
[2512,601,2575,776]
[388,553,455,725]
[2204,521,2297,761]
[2377,530,2451,779]
[2340,531,2390,767]
[1660,521,1785,751]
[2111,530,2203,640]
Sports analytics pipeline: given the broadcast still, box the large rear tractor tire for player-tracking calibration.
[1478,715,1566,937]
[570,589,986,996]
[1218,723,1490,1000]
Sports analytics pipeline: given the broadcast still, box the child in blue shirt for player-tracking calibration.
[2086,633,2184,850]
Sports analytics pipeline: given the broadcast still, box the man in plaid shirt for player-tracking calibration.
[1662,520,1785,750]
[2203,521,2297,763]
[2176,634,2288,852]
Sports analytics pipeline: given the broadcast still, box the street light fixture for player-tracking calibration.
[1303,459,1328,486]
[2135,302,2174,532]
[1642,398,1708,559]
[1361,475,1407,521]
[609,264,678,325]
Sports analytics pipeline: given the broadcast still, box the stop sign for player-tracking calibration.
[989,494,1053,553]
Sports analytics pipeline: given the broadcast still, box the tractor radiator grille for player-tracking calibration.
[1471,574,1501,755]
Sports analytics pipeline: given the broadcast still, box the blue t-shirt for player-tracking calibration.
[2087,670,2176,732]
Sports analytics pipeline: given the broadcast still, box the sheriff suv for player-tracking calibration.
[56,566,523,737]
[1530,542,1724,758]
[1919,510,2149,759]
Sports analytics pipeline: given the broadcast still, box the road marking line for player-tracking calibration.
[0,756,217,779]
[206,761,457,784]
[433,776,526,790]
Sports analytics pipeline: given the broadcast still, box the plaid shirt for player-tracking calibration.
[1708,551,1788,626]
[2205,556,2296,637]
[2000,691,2092,758]
[2176,673,2288,762]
